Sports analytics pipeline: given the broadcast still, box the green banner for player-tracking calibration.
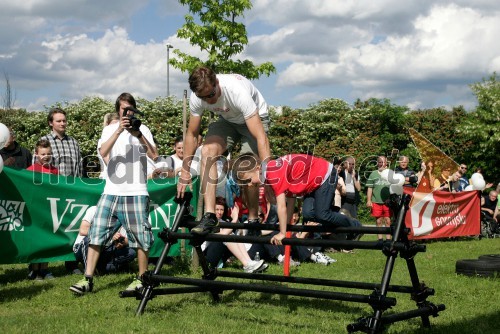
[0,167,198,264]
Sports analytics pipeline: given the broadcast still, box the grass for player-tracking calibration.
[1,236,500,334]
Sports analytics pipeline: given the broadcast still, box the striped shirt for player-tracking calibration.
[40,132,82,176]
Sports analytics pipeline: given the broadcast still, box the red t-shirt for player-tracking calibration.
[27,162,59,175]
[266,154,330,197]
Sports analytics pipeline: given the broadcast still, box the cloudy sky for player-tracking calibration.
[0,0,499,112]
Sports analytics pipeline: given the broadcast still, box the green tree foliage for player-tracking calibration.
[458,73,500,178]
[171,0,276,78]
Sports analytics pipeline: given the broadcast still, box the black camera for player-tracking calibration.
[115,236,125,244]
[408,174,419,185]
[123,106,142,131]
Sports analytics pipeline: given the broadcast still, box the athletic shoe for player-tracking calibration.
[312,252,331,265]
[72,268,83,275]
[40,270,55,280]
[191,212,219,235]
[27,270,38,280]
[279,257,301,267]
[322,253,337,264]
[125,277,143,291]
[243,260,268,273]
[69,277,93,295]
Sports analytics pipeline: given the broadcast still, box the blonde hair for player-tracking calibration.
[103,112,119,127]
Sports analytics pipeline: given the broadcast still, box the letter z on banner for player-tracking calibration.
[404,189,480,240]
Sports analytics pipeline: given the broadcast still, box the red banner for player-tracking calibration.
[404,189,481,239]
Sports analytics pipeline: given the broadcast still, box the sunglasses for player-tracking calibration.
[196,86,216,100]
[460,166,467,169]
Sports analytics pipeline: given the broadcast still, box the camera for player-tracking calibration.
[115,236,125,244]
[408,174,419,185]
[123,106,142,131]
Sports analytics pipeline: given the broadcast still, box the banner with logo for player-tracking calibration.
[0,167,198,264]
[405,188,480,239]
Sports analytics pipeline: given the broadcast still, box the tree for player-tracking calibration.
[2,71,16,110]
[458,73,500,179]
[171,0,276,79]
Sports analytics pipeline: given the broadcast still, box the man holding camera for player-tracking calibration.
[70,92,158,295]
[73,206,136,274]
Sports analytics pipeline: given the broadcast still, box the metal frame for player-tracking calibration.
[121,193,445,333]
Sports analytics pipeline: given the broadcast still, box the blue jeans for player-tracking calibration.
[74,236,136,273]
[302,168,361,228]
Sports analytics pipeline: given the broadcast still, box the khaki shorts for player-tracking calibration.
[206,116,269,154]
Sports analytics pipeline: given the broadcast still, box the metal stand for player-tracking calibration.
[121,193,445,333]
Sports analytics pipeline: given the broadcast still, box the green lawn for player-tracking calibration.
[1,237,500,334]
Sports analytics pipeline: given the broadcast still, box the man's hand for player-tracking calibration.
[270,232,286,245]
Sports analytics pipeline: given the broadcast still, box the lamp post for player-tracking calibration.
[166,43,173,97]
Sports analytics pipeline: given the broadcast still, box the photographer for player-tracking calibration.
[395,156,417,187]
[73,206,136,274]
[70,92,157,295]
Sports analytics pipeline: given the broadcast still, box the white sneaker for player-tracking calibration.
[243,260,268,273]
[313,252,331,265]
[322,253,337,264]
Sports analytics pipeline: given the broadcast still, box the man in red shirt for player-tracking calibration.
[233,153,361,245]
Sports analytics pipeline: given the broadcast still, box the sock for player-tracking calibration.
[84,275,93,282]
[310,253,317,261]
[277,254,284,262]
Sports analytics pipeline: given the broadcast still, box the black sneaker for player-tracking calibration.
[191,212,219,235]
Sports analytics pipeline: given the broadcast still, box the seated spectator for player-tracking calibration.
[26,139,58,280]
[204,197,268,273]
[0,126,32,169]
[73,206,136,274]
[481,191,498,220]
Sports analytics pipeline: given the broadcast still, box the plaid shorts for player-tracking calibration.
[88,194,154,251]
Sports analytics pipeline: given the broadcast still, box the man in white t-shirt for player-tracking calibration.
[177,66,271,236]
[70,92,158,295]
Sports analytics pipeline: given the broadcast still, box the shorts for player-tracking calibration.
[88,194,153,251]
[206,116,269,154]
[371,202,392,218]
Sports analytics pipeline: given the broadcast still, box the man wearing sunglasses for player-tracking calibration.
[178,66,271,236]
[457,164,469,191]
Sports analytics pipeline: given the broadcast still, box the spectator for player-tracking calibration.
[0,126,32,169]
[481,191,498,220]
[169,135,184,175]
[40,107,83,274]
[70,92,158,295]
[366,156,392,241]
[457,163,470,191]
[204,197,268,273]
[340,156,361,218]
[40,107,82,177]
[177,66,271,237]
[332,158,345,212]
[416,161,435,192]
[232,153,362,246]
[434,166,452,190]
[26,139,58,280]
[395,155,417,187]
[73,206,136,274]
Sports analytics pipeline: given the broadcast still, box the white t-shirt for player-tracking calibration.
[189,74,268,125]
[170,154,183,172]
[98,122,155,196]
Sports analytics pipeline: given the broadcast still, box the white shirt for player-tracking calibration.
[98,122,155,196]
[189,74,268,124]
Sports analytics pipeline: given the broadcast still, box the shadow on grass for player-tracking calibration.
[0,282,56,302]
[388,310,500,334]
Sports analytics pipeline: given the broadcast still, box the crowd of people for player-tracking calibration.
[1,66,499,296]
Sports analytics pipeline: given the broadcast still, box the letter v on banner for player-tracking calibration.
[47,198,88,233]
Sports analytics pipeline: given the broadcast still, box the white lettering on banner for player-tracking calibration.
[434,213,467,227]
[149,202,174,230]
[436,203,459,215]
[410,192,436,236]
[0,200,26,232]
[47,198,89,233]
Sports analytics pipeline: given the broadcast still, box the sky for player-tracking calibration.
[0,0,499,112]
